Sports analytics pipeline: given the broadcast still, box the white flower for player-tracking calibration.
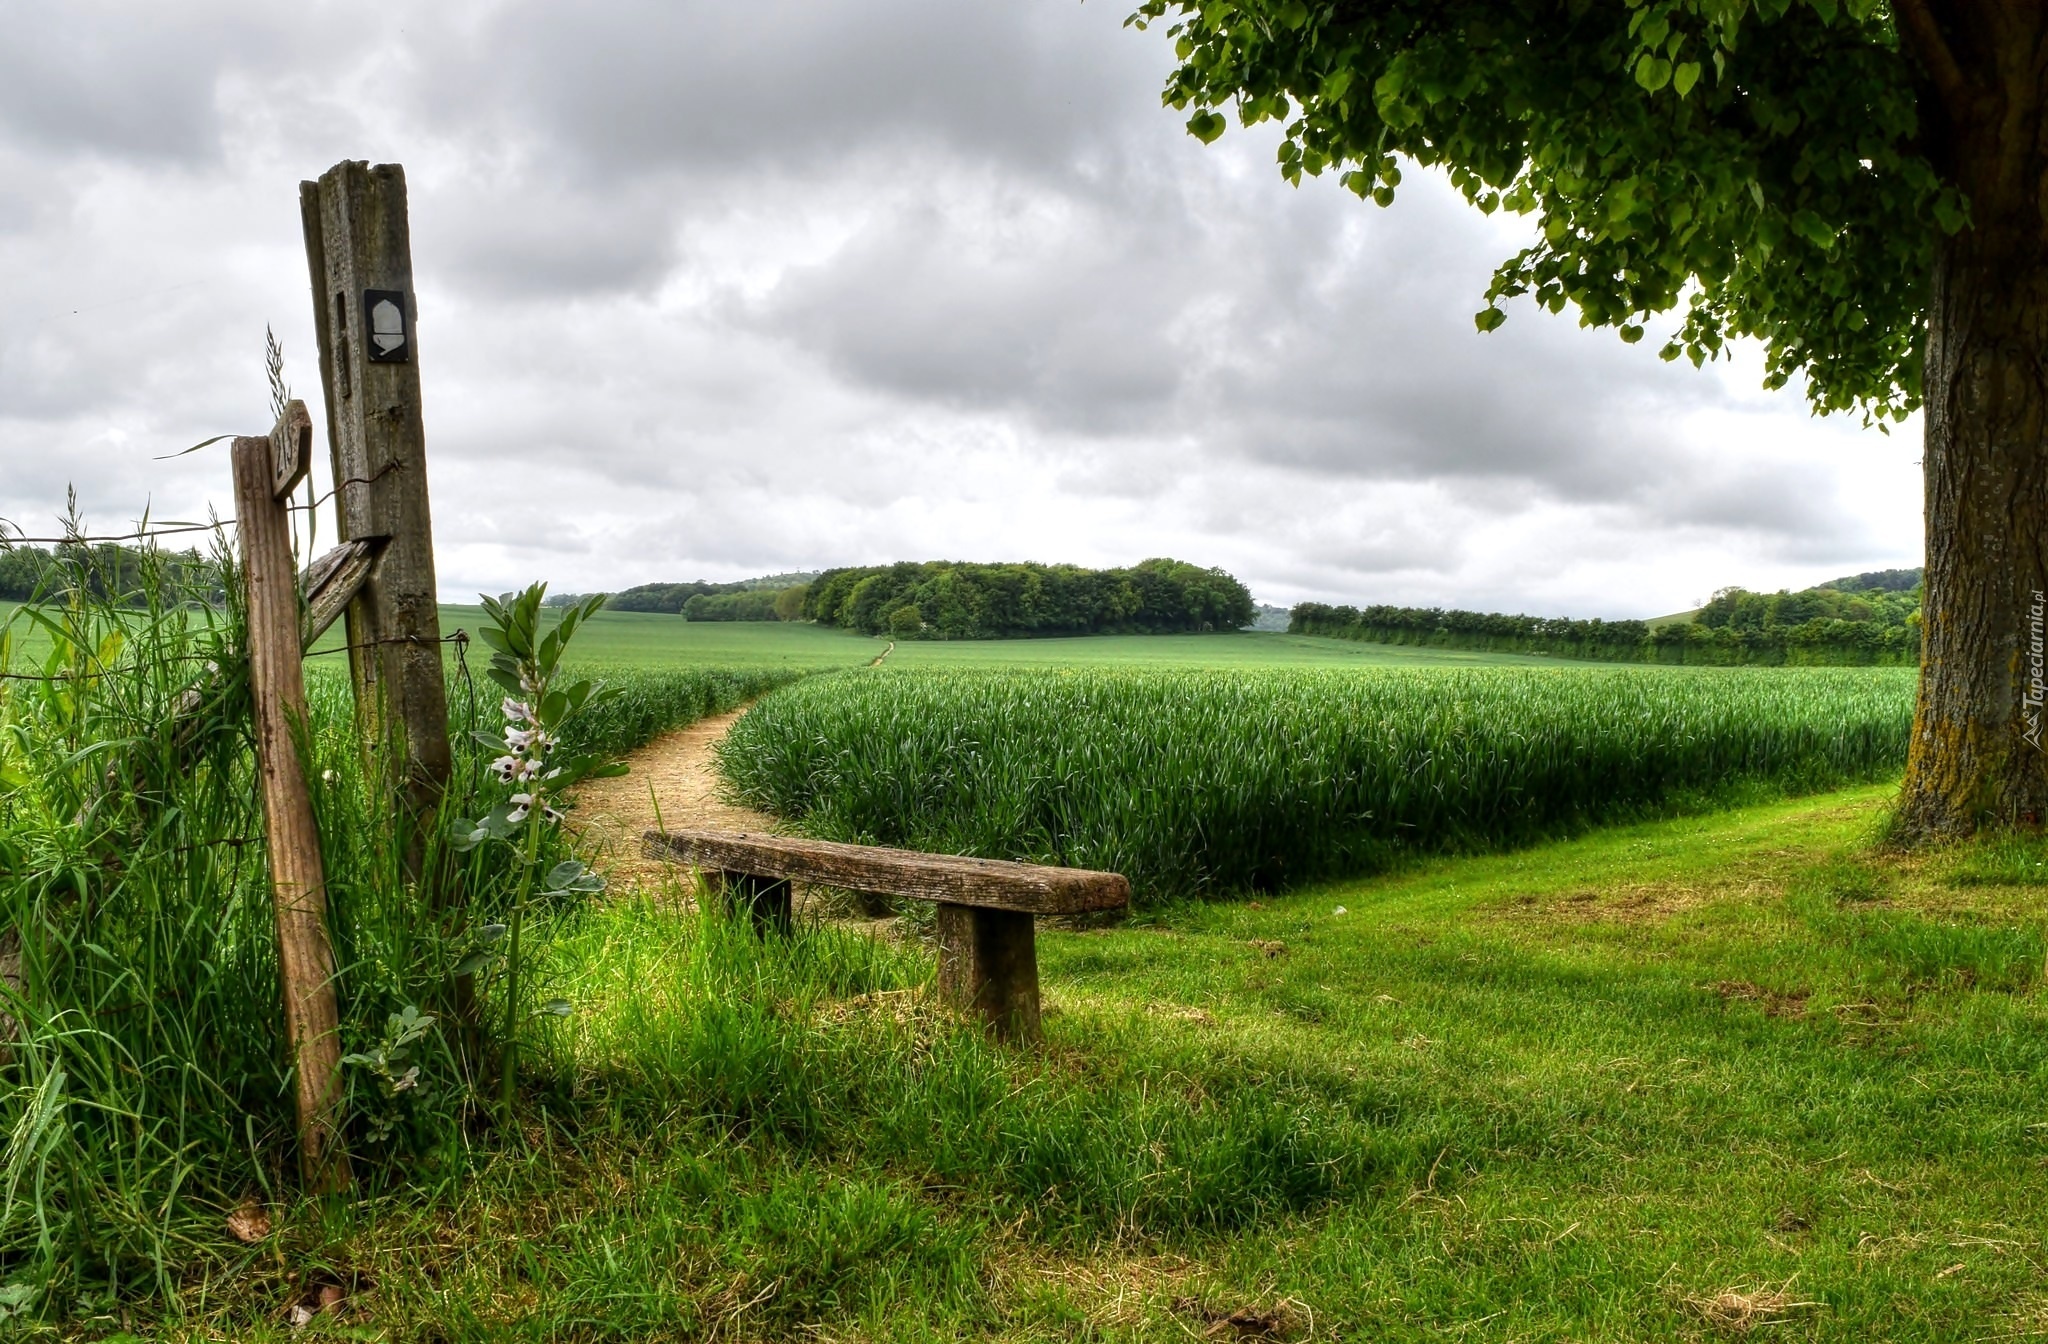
[492,755,540,783]
[508,792,533,824]
[504,726,534,751]
[542,805,565,824]
[502,697,533,724]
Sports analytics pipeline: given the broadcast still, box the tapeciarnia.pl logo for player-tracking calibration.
[2026,589,2046,752]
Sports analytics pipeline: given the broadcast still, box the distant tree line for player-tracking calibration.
[805,559,1255,639]
[682,588,809,622]
[552,572,818,620]
[0,543,218,607]
[1294,569,1923,666]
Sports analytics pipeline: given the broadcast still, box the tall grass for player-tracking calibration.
[536,896,1405,1246]
[719,665,1918,899]
[0,548,805,1317]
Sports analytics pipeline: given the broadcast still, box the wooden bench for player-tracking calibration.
[641,828,1130,1042]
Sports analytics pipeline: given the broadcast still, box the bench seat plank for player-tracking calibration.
[640,828,1129,915]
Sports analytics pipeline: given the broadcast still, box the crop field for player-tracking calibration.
[376,608,1578,671]
[721,665,1920,898]
[10,597,1656,672]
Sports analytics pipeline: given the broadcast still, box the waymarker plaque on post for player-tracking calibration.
[301,161,453,874]
[363,289,410,363]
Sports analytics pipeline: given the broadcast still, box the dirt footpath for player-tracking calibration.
[569,705,779,891]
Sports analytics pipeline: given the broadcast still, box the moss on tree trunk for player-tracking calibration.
[1894,4,2048,837]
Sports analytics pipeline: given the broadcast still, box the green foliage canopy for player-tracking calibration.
[682,589,785,622]
[1132,0,1964,419]
[1695,575,1921,632]
[0,543,215,606]
[1294,565,1924,665]
[805,558,1256,638]
[605,573,814,617]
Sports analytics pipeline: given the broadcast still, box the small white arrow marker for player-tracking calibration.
[370,298,404,354]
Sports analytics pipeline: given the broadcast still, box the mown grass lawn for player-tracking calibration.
[1043,783,2048,1339]
[158,781,2048,1342]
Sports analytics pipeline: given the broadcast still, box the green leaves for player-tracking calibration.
[545,859,606,898]
[1143,0,1938,419]
[341,1007,440,1144]
[1474,306,1508,333]
[448,802,521,851]
[1933,191,1969,236]
[1790,209,1836,251]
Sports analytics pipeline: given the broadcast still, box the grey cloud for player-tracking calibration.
[431,0,1161,183]
[748,195,1190,428]
[431,172,685,299]
[0,15,219,163]
[0,2,330,165]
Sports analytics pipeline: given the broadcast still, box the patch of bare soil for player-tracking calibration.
[569,707,910,933]
[1494,879,1755,926]
[568,706,779,891]
[1710,979,1812,1019]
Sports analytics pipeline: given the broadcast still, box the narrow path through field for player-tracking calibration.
[570,705,778,890]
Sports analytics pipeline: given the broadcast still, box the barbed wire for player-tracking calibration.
[3,626,469,678]
[2,465,400,547]
[2,630,470,682]
[303,631,469,659]
[0,652,224,683]
[0,521,229,546]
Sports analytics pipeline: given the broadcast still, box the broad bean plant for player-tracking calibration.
[450,583,625,1119]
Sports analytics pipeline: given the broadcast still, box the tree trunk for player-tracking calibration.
[1894,6,2048,838]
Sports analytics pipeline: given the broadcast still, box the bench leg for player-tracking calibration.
[934,903,1041,1043]
[718,872,792,936]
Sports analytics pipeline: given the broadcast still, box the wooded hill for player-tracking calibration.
[806,559,1255,639]
[1296,569,1924,665]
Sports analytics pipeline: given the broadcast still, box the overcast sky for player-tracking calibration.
[0,0,1922,618]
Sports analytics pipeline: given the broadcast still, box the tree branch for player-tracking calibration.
[1892,0,1973,124]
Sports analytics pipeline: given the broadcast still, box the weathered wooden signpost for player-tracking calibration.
[232,401,351,1193]
[299,161,453,867]
[222,160,456,1187]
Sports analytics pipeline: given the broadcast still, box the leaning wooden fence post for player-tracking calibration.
[300,160,452,873]
[233,406,352,1193]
